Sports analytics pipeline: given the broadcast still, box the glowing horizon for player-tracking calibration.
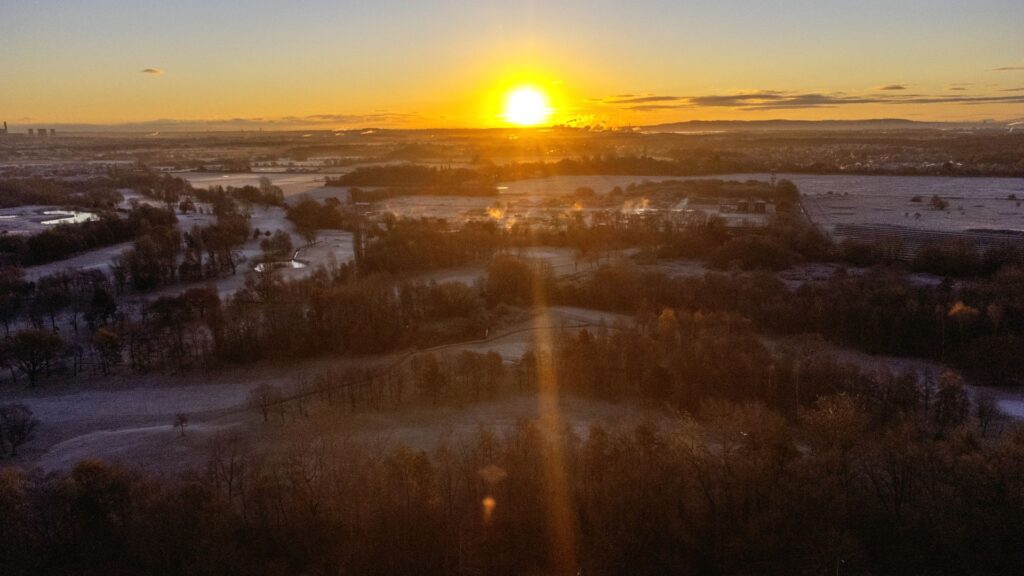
[1,1,1022,129]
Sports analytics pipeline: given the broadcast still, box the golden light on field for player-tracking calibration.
[501,86,553,126]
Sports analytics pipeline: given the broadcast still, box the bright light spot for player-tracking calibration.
[502,86,553,126]
[482,496,497,522]
[487,205,506,220]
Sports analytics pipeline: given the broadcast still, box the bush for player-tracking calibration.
[708,235,797,270]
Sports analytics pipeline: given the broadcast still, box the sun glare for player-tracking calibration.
[502,86,553,126]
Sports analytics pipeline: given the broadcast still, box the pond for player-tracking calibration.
[41,210,99,225]
[253,259,307,272]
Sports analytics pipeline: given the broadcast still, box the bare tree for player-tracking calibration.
[249,384,283,423]
[975,391,1002,437]
[6,329,64,386]
[0,403,39,456]
[92,327,122,375]
[934,370,969,430]
[174,413,189,437]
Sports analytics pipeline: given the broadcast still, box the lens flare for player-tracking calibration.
[482,496,497,523]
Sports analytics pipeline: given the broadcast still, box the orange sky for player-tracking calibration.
[1,1,1022,129]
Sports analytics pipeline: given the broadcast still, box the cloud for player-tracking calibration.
[296,112,425,125]
[688,91,788,107]
[605,95,682,104]
[140,68,164,75]
[592,89,1024,112]
[626,104,694,112]
[735,93,1024,110]
[993,66,1024,71]
[61,111,430,131]
[590,94,683,105]
[878,84,907,90]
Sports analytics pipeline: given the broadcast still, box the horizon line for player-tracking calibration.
[2,117,1019,134]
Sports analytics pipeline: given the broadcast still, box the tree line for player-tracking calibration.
[3,207,1024,387]
[540,259,1024,387]
[0,204,178,267]
[0,176,124,209]
[1,393,1021,575]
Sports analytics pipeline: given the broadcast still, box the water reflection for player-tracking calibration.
[253,259,307,272]
[41,210,98,225]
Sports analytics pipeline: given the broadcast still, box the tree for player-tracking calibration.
[173,413,188,437]
[0,267,29,336]
[0,403,39,456]
[123,236,167,290]
[707,235,797,271]
[412,353,446,405]
[934,370,969,430]
[485,256,537,305]
[31,273,72,330]
[484,351,505,397]
[800,393,869,453]
[86,286,118,328]
[974,391,1002,437]
[775,178,800,203]
[249,384,283,423]
[259,230,294,259]
[92,328,122,375]
[286,198,325,244]
[5,329,64,386]
[258,176,284,204]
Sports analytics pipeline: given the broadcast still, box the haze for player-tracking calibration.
[2,0,1023,128]
[5,4,1024,576]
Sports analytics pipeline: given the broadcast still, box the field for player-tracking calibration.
[179,172,329,196]
[8,168,1024,478]
[796,174,1024,233]
[178,171,1024,234]
[0,306,631,474]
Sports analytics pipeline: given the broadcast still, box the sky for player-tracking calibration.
[1,0,1022,129]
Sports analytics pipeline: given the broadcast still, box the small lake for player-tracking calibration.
[41,210,99,225]
[253,259,307,272]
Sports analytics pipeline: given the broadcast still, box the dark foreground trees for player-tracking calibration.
[0,404,38,456]
[1,409,1023,576]
[2,329,64,386]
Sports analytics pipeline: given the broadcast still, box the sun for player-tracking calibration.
[501,86,553,126]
